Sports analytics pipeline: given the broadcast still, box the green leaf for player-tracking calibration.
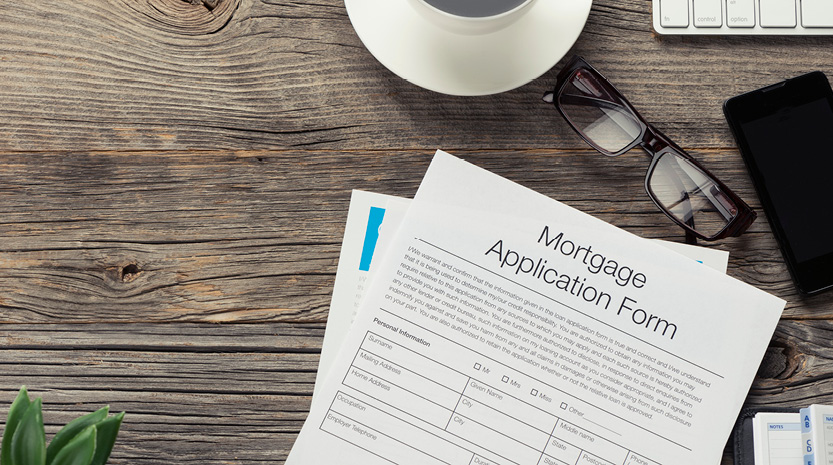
[2,387,31,465]
[89,413,123,465]
[11,398,45,465]
[49,426,95,465]
[45,407,108,465]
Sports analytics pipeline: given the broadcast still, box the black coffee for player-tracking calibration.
[422,0,528,18]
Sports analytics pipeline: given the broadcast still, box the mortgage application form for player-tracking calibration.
[312,190,729,401]
[288,151,785,465]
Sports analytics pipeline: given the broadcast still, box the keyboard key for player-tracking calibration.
[653,0,833,33]
[802,0,833,27]
[727,0,756,27]
[760,0,797,27]
[660,0,690,27]
[694,0,723,26]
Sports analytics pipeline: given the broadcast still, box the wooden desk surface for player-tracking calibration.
[1,0,831,463]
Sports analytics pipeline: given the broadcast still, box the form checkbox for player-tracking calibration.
[474,363,481,370]
[530,389,538,396]
[560,402,568,410]
[502,375,509,383]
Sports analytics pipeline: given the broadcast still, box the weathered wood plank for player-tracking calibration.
[0,323,325,464]
[748,319,833,406]
[0,149,823,322]
[2,0,833,151]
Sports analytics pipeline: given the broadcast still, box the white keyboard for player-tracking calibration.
[653,0,833,34]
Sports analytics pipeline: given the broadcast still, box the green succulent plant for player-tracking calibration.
[1,387,124,465]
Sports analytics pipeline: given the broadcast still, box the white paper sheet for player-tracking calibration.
[292,151,785,465]
[315,191,410,399]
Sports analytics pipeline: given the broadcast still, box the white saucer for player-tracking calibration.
[344,0,593,96]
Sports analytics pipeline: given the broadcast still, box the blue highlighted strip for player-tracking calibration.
[359,207,386,271]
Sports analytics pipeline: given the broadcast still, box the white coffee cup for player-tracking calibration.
[409,0,537,35]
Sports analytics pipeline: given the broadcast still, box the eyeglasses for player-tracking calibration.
[543,55,756,244]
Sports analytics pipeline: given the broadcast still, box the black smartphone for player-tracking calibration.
[724,71,833,295]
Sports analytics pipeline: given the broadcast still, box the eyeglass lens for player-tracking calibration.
[648,152,739,238]
[557,70,642,154]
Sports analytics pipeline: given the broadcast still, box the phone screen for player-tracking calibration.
[725,72,833,294]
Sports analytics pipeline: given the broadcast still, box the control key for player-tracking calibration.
[694,0,723,27]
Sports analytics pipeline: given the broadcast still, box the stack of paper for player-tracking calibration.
[290,150,786,465]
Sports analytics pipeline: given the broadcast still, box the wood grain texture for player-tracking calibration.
[0,323,324,464]
[0,149,826,322]
[0,0,832,151]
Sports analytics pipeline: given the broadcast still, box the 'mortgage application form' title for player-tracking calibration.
[485,225,677,340]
